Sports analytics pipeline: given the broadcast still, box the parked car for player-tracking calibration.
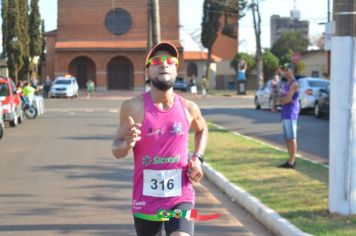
[314,84,330,118]
[254,80,280,110]
[297,77,330,113]
[50,75,79,98]
[0,101,4,139]
[173,77,187,92]
[0,77,23,127]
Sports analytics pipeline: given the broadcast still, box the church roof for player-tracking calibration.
[183,51,222,62]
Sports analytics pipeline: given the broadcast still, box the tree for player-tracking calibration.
[1,0,9,58]
[40,20,46,60]
[29,0,42,79]
[6,0,23,82]
[224,0,248,19]
[201,0,222,79]
[38,20,46,77]
[278,49,306,75]
[279,49,293,66]
[29,0,41,57]
[221,0,248,38]
[263,49,279,81]
[249,0,264,89]
[271,31,309,59]
[295,60,306,75]
[19,0,30,80]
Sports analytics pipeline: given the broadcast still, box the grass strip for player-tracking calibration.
[191,123,356,236]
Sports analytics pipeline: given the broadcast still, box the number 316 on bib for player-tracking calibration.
[143,169,182,197]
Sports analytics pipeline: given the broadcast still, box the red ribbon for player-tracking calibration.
[189,209,221,221]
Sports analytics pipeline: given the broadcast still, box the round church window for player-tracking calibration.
[105,8,132,35]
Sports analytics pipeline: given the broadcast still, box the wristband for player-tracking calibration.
[193,152,204,163]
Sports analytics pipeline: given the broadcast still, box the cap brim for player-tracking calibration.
[145,42,179,66]
[281,63,293,70]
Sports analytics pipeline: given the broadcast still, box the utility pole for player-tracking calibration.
[147,0,152,50]
[324,0,332,76]
[151,0,161,45]
[250,0,264,89]
[329,0,356,215]
[327,0,331,22]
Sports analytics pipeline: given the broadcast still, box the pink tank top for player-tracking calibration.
[131,92,195,215]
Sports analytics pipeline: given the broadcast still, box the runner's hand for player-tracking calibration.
[187,158,203,182]
[125,116,142,148]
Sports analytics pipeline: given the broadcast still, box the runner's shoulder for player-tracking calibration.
[181,97,200,116]
[120,95,145,122]
[122,94,144,109]
[182,97,198,109]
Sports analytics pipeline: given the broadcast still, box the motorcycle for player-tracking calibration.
[20,95,38,119]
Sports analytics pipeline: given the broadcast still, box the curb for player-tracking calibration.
[202,163,312,236]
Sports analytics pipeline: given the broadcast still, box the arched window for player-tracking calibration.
[107,56,133,90]
[68,56,96,89]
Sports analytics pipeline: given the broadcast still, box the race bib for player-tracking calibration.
[143,169,182,197]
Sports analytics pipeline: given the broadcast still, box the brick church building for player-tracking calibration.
[45,0,183,90]
[45,0,237,90]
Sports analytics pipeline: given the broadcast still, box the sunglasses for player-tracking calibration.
[146,56,179,66]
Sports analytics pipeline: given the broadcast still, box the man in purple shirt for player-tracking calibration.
[277,63,300,169]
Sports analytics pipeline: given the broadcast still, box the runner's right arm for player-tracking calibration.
[112,100,142,159]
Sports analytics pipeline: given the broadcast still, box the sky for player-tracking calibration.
[180,0,332,53]
[1,0,332,54]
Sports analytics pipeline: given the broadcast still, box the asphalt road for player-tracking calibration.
[191,95,329,164]
[0,96,274,236]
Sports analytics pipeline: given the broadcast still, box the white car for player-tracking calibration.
[298,77,330,112]
[50,76,79,98]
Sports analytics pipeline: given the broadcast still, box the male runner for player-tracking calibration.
[112,42,208,236]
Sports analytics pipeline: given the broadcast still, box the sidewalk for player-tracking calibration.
[79,89,141,99]
[78,89,255,100]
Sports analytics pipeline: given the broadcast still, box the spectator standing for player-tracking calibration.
[86,79,95,98]
[201,76,208,97]
[237,59,247,80]
[16,80,25,94]
[43,76,52,98]
[277,63,300,169]
[30,77,39,89]
[189,75,197,96]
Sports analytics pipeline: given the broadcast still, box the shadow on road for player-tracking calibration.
[0,223,135,235]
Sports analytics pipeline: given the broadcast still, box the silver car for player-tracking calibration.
[298,77,330,112]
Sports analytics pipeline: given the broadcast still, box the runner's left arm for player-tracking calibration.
[190,102,208,156]
[186,100,208,182]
